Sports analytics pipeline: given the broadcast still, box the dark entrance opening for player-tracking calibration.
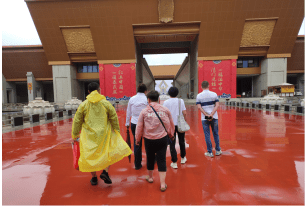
[237,77,252,97]
[7,90,10,103]
[43,82,54,102]
[16,82,28,103]
[287,75,298,88]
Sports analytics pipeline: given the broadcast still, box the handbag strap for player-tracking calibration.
[178,98,181,115]
[149,105,168,134]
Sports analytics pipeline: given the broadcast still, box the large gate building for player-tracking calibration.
[2,0,305,103]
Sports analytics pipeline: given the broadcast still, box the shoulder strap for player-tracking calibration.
[178,98,181,114]
[149,105,168,134]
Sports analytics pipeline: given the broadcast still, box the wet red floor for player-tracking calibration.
[2,105,305,205]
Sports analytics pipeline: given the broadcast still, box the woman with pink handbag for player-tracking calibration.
[135,91,175,192]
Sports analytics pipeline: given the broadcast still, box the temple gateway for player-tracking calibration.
[2,0,304,103]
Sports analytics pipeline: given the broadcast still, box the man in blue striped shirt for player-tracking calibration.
[196,81,222,157]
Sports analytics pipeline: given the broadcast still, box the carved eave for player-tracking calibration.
[59,25,97,63]
[158,0,174,23]
[239,18,278,57]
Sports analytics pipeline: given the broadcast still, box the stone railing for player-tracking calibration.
[225,101,304,114]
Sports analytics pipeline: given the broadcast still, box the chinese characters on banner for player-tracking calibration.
[198,59,236,98]
[111,70,124,95]
[99,63,136,101]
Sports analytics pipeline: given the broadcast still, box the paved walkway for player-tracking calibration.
[2,105,304,205]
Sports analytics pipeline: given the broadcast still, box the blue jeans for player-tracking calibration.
[202,119,221,153]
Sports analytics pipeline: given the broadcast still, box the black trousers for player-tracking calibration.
[131,123,142,168]
[144,136,168,172]
[169,126,186,163]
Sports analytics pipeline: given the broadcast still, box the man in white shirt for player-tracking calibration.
[163,87,188,169]
[126,84,148,170]
[196,81,222,157]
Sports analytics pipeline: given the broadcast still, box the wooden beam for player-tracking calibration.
[238,46,269,57]
[154,75,175,80]
[48,61,71,65]
[6,78,27,82]
[76,73,99,80]
[59,25,90,29]
[36,78,53,81]
[237,67,261,75]
[197,56,238,61]
[98,59,136,64]
[2,45,43,49]
[287,70,304,74]
[267,53,291,58]
[133,22,200,36]
[2,45,44,53]
[245,17,279,21]
[68,52,97,62]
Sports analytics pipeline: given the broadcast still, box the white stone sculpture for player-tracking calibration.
[38,106,44,116]
[23,97,54,116]
[23,97,82,115]
[44,105,51,114]
[64,104,72,110]
[33,106,40,115]
[23,106,29,115]
[260,93,286,105]
[64,97,82,111]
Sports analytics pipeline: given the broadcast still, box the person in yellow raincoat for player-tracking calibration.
[71,82,132,185]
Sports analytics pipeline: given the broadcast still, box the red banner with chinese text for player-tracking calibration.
[99,63,136,101]
[198,60,236,98]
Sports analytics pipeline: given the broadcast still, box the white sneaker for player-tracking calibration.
[205,152,214,157]
[181,157,187,164]
[170,162,178,169]
[216,150,222,156]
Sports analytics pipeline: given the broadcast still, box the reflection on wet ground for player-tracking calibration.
[2,105,304,205]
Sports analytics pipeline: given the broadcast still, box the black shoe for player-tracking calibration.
[90,177,98,185]
[100,170,112,184]
[135,165,142,170]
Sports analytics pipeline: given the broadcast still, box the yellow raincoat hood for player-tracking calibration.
[86,90,105,103]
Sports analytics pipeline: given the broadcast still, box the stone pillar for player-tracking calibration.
[52,65,79,103]
[174,81,182,98]
[189,36,199,98]
[141,58,155,91]
[26,72,37,102]
[253,58,287,97]
[174,56,190,99]
[2,74,7,104]
[135,42,143,88]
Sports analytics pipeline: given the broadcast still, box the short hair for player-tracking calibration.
[201,81,209,89]
[88,82,100,93]
[147,91,159,102]
[137,83,147,93]
[168,87,179,97]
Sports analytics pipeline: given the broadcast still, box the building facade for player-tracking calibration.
[2,0,305,103]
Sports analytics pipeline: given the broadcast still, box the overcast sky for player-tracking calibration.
[2,0,305,66]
